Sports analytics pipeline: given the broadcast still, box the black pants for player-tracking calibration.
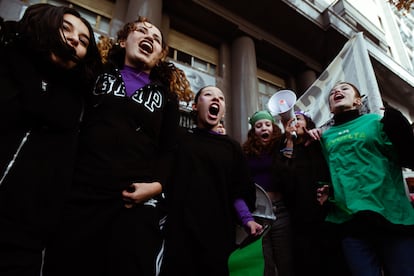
[43,197,164,276]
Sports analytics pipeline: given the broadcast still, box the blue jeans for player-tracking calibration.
[342,234,414,276]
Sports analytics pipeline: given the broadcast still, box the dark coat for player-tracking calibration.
[72,67,179,194]
[162,128,256,275]
[274,139,330,227]
[0,41,85,249]
[42,66,180,276]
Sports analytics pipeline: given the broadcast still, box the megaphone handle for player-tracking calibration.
[289,117,297,139]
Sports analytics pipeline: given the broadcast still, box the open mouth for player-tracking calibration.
[334,94,344,101]
[261,133,270,139]
[139,40,153,54]
[209,104,219,116]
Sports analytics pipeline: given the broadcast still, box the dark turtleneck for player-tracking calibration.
[333,109,360,126]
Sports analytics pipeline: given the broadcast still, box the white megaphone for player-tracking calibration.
[267,89,297,138]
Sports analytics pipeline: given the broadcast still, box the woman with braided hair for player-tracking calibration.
[43,17,193,276]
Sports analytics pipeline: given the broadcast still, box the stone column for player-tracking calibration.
[231,36,259,143]
[109,0,128,38]
[296,69,317,97]
[125,0,162,27]
[218,43,232,136]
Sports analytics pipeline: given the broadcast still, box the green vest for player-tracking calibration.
[321,113,414,225]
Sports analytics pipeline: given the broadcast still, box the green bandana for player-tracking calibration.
[249,110,275,126]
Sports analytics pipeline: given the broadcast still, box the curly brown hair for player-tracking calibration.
[103,16,193,103]
[150,60,193,103]
[242,123,282,157]
[97,35,113,64]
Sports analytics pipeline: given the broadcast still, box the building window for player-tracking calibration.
[256,68,286,111]
[168,47,216,75]
[69,4,111,36]
[167,29,218,76]
[29,0,113,37]
[258,79,284,111]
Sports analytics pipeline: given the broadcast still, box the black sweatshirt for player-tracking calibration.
[72,68,179,196]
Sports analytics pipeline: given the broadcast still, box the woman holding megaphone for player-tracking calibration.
[274,110,350,276]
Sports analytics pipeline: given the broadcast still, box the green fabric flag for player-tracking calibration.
[228,237,264,276]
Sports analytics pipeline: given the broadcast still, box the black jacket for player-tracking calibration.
[274,139,330,227]
[381,106,414,170]
[162,128,256,274]
[71,67,179,196]
[0,40,85,248]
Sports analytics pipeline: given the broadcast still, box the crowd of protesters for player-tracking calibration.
[1,4,414,276]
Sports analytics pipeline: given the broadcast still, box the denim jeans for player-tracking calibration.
[342,234,414,276]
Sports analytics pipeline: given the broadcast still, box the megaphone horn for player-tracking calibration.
[267,90,297,122]
[267,90,298,138]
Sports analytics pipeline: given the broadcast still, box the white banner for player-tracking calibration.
[295,32,383,127]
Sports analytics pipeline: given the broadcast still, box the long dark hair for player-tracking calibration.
[17,4,102,85]
[295,112,316,145]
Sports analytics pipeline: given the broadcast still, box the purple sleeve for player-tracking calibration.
[234,198,254,226]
